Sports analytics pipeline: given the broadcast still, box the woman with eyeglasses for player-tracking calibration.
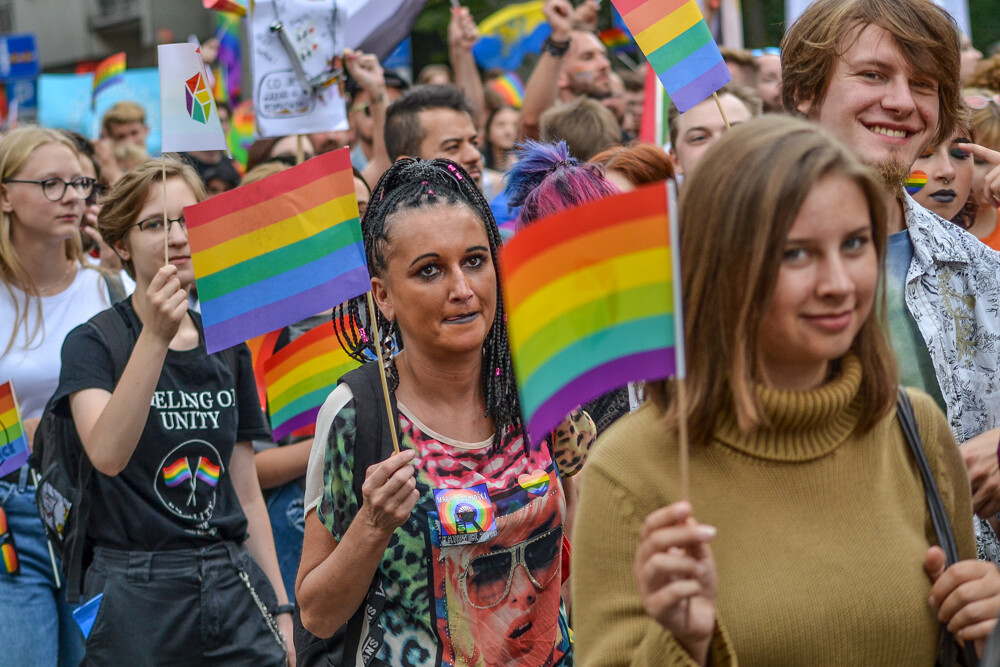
[51,157,294,665]
[0,127,115,667]
[297,158,594,666]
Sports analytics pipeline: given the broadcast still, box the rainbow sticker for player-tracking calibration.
[163,458,192,487]
[905,170,927,195]
[518,469,550,496]
[434,484,497,546]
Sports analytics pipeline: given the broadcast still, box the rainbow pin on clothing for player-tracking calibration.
[905,170,927,195]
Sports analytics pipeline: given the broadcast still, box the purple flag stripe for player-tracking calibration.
[665,60,731,112]
[526,348,676,445]
[271,406,322,442]
[204,266,371,353]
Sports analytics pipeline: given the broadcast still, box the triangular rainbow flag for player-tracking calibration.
[184,147,371,354]
[0,381,29,478]
[92,52,126,109]
[501,182,682,443]
[611,0,730,112]
[264,320,360,441]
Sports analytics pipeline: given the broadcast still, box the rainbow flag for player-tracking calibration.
[185,147,370,354]
[162,458,193,487]
[473,1,551,71]
[264,320,360,441]
[227,99,255,170]
[611,0,730,112]
[203,0,246,17]
[599,28,634,53]
[246,329,282,409]
[92,52,126,109]
[0,381,28,478]
[487,73,524,109]
[195,457,221,487]
[214,11,241,103]
[501,183,680,443]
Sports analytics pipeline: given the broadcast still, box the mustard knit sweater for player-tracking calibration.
[572,356,976,666]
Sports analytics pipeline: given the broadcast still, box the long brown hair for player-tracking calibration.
[647,116,897,446]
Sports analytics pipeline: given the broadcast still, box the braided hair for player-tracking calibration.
[334,158,521,451]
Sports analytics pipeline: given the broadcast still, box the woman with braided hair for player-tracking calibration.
[297,158,593,666]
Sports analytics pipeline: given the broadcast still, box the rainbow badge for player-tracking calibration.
[0,506,19,575]
[905,170,928,195]
[518,469,550,496]
[162,458,192,487]
[434,485,497,546]
[195,457,221,487]
[0,380,29,479]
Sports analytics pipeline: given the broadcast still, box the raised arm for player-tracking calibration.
[346,48,392,189]
[449,6,487,130]
[520,0,573,141]
[69,265,187,476]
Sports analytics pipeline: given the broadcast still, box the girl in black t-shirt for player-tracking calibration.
[55,158,294,665]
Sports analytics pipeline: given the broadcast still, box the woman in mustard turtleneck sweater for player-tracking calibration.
[572,117,1000,666]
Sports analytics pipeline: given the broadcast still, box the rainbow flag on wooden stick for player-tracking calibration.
[0,381,29,478]
[611,0,730,112]
[185,147,370,354]
[264,320,360,441]
[92,52,126,109]
[502,183,682,443]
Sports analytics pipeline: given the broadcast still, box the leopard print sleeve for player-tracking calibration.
[550,408,597,478]
[316,399,359,540]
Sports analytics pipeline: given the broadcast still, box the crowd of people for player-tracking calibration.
[3,0,1000,664]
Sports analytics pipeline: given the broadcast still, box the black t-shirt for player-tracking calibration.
[54,298,271,551]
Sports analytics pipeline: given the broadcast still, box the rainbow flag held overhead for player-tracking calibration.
[163,458,193,487]
[185,147,370,354]
[611,0,730,112]
[473,1,551,71]
[195,457,221,487]
[264,320,360,441]
[599,28,635,53]
[487,73,525,109]
[92,52,126,109]
[0,381,29,478]
[501,182,680,443]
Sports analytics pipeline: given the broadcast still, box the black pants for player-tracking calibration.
[81,541,286,666]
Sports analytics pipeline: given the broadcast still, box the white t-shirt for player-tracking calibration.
[0,267,115,418]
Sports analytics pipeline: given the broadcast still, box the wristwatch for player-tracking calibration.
[542,36,571,58]
[272,603,295,616]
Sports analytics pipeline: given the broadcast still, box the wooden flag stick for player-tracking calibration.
[712,91,731,130]
[365,291,400,453]
[163,157,169,266]
[296,135,304,165]
[667,180,689,501]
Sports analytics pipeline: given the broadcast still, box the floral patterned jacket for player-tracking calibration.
[903,194,1000,563]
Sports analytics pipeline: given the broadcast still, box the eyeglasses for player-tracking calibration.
[85,183,107,207]
[3,176,96,202]
[965,94,1000,110]
[458,526,562,609]
[268,153,315,168]
[134,215,186,233]
[750,47,780,58]
[350,103,372,118]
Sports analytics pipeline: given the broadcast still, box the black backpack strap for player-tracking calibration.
[896,387,979,667]
[341,362,400,509]
[100,271,128,305]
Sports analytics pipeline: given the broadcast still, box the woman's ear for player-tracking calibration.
[370,276,395,323]
[0,184,13,214]
[113,237,131,264]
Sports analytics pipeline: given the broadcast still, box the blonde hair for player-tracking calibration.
[0,126,88,354]
[98,157,206,279]
[240,161,288,186]
[101,100,146,136]
[965,87,1000,150]
[647,116,897,445]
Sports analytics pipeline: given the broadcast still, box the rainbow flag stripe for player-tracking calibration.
[163,458,192,487]
[0,381,29,479]
[1,541,17,574]
[228,100,255,170]
[196,458,221,487]
[502,183,677,443]
[487,73,525,109]
[611,0,730,112]
[203,0,246,17]
[264,320,359,441]
[185,147,370,354]
[92,52,126,101]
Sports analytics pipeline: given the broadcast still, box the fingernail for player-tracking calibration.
[696,563,708,576]
[698,525,717,539]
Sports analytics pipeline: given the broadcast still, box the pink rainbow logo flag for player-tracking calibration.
[611,0,730,112]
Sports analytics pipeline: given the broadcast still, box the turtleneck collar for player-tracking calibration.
[714,354,864,462]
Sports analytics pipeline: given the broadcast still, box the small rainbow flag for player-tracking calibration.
[92,52,126,109]
[163,458,192,487]
[203,0,246,17]
[501,182,680,443]
[599,28,634,53]
[185,147,370,354]
[227,99,255,171]
[264,320,360,441]
[487,73,524,109]
[611,0,730,112]
[195,457,221,487]
[0,381,29,479]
